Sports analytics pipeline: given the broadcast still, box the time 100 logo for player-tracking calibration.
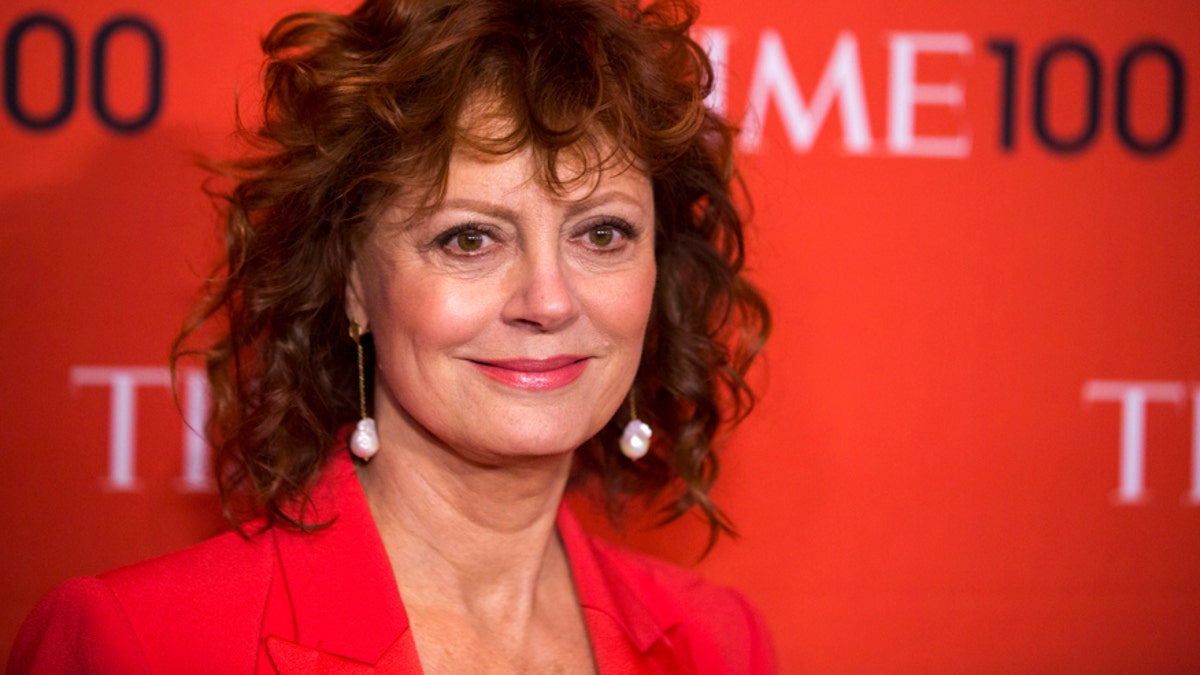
[4,12,163,134]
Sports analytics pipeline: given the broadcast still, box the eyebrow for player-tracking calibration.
[436,198,521,223]
[438,189,648,223]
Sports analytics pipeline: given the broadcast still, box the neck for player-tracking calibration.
[356,411,575,622]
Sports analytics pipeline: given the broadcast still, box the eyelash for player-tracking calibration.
[433,223,499,255]
[431,217,640,256]
[576,217,638,250]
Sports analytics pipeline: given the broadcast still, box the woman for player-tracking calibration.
[10,0,772,672]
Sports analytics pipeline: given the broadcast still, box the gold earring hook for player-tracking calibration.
[350,322,367,420]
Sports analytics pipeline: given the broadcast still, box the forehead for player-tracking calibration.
[367,92,651,229]
[444,142,650,207]
[451,91,645,195]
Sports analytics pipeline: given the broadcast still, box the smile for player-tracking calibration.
[470,356,590,391]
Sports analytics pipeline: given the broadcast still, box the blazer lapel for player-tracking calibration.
[268,450,422,673]
[262,447,695,674]
[264,634,420,675]
[557,504,697,674]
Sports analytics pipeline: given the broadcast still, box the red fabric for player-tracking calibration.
[9,449,776,674]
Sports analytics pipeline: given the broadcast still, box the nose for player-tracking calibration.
[501,246,579,332]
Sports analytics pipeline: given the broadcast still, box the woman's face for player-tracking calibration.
[346,142,656,464]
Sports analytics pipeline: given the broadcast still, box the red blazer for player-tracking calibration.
[9,450,776,674]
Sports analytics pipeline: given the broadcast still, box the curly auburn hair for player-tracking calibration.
[176,0,770,543]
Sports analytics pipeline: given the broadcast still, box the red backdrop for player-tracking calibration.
[2,0,1198,671]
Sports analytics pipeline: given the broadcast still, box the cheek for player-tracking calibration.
[372,273,496,357]
[588,263,657,345]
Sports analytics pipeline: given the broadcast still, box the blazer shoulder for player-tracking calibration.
[586,537,779,674]
[105,528,277,670]
[10,529,278,674]
[98,527,274,601]
[8,576,152,675]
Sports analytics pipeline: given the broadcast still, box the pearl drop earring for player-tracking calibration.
[619,389,651,460]
[349,321,379,460]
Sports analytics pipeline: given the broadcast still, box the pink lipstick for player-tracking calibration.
[471,355,589,391]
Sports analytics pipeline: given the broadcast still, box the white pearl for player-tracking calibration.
[619,420,652,460]
[350,418,379,460]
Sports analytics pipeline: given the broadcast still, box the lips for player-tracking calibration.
[471,355,590,391]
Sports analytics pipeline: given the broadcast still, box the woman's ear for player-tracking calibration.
[345,257,369,331]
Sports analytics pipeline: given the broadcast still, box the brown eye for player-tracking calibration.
[588,227,615,247]
[434,226,495,256]
[455,232,485,252]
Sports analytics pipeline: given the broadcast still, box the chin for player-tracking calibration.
[466,418,603,461]
[492,431,592,459]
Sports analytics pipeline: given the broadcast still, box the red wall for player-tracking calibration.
[2,0,1198,671]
